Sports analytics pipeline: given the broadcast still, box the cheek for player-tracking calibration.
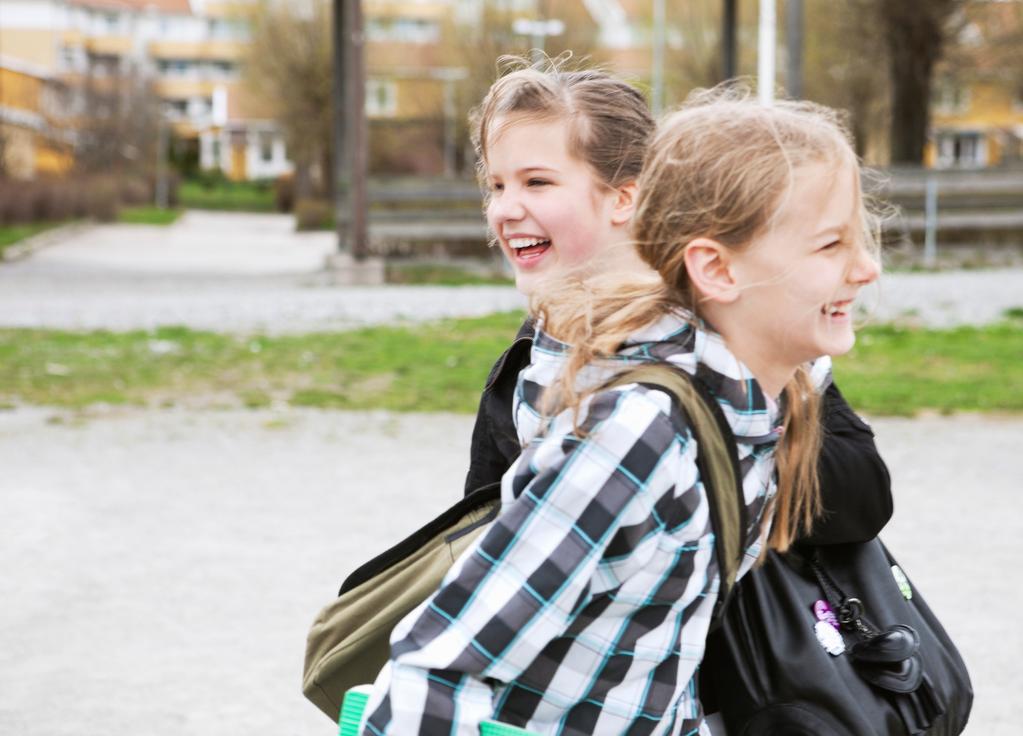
[484,201,499,231]
[555,206,614,261]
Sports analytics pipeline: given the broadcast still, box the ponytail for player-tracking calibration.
[769,367,823,551]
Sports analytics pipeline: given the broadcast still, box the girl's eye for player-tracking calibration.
[527,178,551,187]
[490,182,504,193]
[820,240,841,251]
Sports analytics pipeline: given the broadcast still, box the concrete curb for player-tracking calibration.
[0,221,96,263]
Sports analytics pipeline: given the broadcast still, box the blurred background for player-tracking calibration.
[1,2,1021,736]
[1,0,1022,268]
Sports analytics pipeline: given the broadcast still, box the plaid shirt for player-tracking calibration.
[364,312,828,735]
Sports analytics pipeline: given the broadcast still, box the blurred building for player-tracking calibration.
[0,55,75,178]
[0,0,282,179]
[928,0,1023,169]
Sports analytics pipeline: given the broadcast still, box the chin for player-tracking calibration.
[822,332,857,357]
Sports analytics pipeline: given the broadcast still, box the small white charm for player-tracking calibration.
[891,565,913,600]
[815,620,846,656]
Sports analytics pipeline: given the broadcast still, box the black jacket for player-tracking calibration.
[463,320,893,545]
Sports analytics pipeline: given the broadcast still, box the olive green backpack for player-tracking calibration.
[303,362,745,722]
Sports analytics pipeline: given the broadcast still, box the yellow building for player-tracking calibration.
[0,57,74,178]
[930,81,1023,169]
[0,0,263,178]
[927,2,1023,169]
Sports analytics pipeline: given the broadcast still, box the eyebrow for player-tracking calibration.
[813,225,845,239]
[487,166,559,181]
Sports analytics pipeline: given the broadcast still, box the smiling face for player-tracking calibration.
[484,116,631,296]
[719,158,880,391]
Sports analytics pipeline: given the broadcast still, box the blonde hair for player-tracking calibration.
[541,85,881,552]
[470,56,654,200]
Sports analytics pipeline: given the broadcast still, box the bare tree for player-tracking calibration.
[877,0,966,164]
[74,63,161,177]
[242,0,333,198]
[663,0,726,101]
[800,0,890,162]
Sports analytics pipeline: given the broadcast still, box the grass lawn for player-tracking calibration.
[832,321,1023,415]
[0,222,67,257]
[117,206,182,225]
[385,262,512,286]
[179,179,275,212]
[0,314,1020,415]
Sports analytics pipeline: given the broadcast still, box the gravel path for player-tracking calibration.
[0,406,1017,735]
[0,211,1020,332]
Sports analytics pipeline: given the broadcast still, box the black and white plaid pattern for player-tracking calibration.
[364,311,829,735]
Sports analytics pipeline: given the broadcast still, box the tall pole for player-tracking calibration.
[757,0,776,105]
[533,0,549,64]
[333,0,368,260]
[651,0,665,116]
[785,0,804,99]
[722,0,737,82]
[442,75,456,178]
[155,112,169,208]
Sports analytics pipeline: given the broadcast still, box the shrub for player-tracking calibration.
[82,177,120,222]
[0,179,36,224]
[119,177,152,206]
[274,173,294,212]
[294,198,332,231]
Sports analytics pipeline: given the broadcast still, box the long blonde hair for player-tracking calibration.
[540,85,881,551]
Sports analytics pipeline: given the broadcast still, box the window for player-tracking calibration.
[211,138,221,167]
[100,11,120,34]
[89,54,120,78]
[935,131,986,168]
[366,79,398,118]
[166,99,189,118]
[260,133,274,163]
[158,59,192,77]
[366,17,439,43]
[186,97,212,120]
[209,61,237,79]
[59,46,78,72]
[934,84,970,115]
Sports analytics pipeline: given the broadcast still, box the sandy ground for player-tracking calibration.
[0,407,1017,736]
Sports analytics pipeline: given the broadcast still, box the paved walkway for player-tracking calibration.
[0,211,524,333]
[0,406,1015,735]
[0,211,1020,331]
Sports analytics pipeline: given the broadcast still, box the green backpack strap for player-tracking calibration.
[607,363,745,626]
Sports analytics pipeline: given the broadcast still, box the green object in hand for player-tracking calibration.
[479,720,539,735]
[337,686,540,736]
[338,685,373,736]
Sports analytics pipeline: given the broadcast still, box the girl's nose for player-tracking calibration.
[488,190,526,225]
[849,245,880,285]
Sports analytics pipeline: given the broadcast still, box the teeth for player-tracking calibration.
[507,237,550,250]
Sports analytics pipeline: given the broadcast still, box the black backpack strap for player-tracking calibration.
[606,363,744,627]
[338,481,501,595]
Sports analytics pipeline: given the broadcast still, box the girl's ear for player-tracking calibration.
[610,181,639,226]
[683,238,740,303]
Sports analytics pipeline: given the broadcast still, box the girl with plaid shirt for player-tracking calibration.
[363,74,880,735]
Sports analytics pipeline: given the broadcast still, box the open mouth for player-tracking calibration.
[507,237,552,260]
[821,300,853,319]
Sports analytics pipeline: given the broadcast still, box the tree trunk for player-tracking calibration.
[880,0,961,165]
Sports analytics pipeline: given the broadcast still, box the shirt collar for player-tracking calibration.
[520,310,809,444]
